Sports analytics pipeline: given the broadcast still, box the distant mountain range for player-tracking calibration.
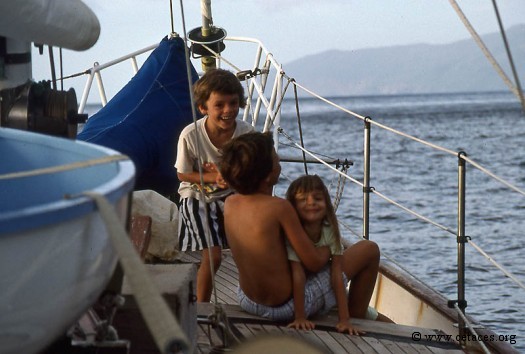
[283,24,525,96]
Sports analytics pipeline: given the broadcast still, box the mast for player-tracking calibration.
[188,0,226,73]
[200,0,215,71]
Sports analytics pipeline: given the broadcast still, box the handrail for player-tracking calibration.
[78,43,159,113]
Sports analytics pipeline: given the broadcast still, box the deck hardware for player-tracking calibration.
[187,26,226,57]
[236,68,262,81]
[447,299,468,309]
[335,158,353,169]
[457,150,468,159]
[457,235,471,243]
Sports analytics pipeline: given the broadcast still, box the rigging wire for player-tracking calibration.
[59,47,64,91]
[169,0,175,34]
[177,0,242,348]
[278,126,525,292]
[448,0,525,113]
[291,79,525,197]
[490,0,525,114]
[177,0,220,307]
[453,303,491,354]
[48,46,57,91]
[292,80,308,175]
[339,220,452,300]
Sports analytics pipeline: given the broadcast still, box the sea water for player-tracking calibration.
[85,91,524,351]
[274,91,524,352]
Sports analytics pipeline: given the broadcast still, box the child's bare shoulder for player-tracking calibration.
[265,195,295,213]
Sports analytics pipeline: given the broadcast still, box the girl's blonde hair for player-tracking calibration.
[286,175,342,250]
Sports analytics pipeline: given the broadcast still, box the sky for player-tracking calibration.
[30,0,525,102]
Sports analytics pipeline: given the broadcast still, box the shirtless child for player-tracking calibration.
[219,132,381,331]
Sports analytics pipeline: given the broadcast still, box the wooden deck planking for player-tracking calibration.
[313,330,351,353]
[179,251,465,354]
[327,332,366,354]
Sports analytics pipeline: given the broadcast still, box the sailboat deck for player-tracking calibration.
[179,251,466,354]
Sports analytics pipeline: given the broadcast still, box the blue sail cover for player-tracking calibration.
[78,36,198,196]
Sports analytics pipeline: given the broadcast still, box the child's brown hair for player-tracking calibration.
[220,132,274,194]
[193,68,246,109]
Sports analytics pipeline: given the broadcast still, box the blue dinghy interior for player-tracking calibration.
[0,128,135,234]
[77,35,199,197]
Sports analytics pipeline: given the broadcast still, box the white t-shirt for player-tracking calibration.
[175,116,254,201]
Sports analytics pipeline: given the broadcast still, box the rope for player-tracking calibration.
[453,303,491,354]
[278,126,525,292]
[331,164,348,213]
[462,154,525,197]
[0,155,129,180]
[178,0,220,307]
[448,0,525,112]
[339,221,449,299]
[490,0,525,113]
[292,80,308,175]
[84,192,191,354]
[169,0,175,34]
[288,79,525,198]
[468,240,525,290]
[178,3,241,347]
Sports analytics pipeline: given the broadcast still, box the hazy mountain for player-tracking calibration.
[283,24,525,96]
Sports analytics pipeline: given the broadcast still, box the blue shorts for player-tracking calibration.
[237,265,379,322]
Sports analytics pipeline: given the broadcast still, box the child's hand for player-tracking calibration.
[336,320,364,336]
[287,318,315,331]
[215,172,228,189]
[202,162,228,188]
[203,162,218,172]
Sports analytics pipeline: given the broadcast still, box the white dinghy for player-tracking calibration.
[0,128,135,354]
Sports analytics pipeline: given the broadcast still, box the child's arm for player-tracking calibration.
[177,162,227,188]
[331,255,363,335]
[287,261,315,330]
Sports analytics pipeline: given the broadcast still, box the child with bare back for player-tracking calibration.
[219,132,383,333]
[285,175,382,333]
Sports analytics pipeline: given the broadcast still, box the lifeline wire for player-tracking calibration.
[278,126,525,292]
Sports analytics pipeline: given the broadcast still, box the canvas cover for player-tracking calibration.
[78,36,198,196]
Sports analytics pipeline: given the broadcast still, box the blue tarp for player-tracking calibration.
[77,36,198,196]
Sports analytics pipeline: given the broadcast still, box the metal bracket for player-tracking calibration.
[448,299,468,309]
[456,235,471,244]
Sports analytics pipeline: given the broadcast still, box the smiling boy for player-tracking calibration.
[175,69,254,302]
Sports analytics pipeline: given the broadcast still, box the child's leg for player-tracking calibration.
[341,240,380,318]
[197,246,222,302]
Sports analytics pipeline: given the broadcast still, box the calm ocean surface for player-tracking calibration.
[87,91,524,350]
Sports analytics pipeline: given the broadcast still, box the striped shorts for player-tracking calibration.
[177,197,228,251]
[238,265,379,321]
